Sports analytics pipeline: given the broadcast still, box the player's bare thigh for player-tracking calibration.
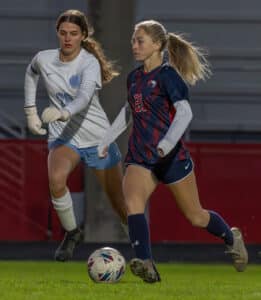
[48,145,80,196]
[123,164,157,214]
[167,170,210,227]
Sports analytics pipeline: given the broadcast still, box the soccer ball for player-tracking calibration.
[87,247,126,283]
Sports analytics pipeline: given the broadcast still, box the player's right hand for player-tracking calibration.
[24,106,47,135]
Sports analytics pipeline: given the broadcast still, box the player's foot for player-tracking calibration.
[225,227,248,272]
[54,228,83,262]
[130,258,161,283]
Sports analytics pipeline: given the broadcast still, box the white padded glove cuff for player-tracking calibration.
[24,106,37,116]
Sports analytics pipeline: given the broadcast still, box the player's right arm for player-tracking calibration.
[24,54,47,135]
[97,102,132,157]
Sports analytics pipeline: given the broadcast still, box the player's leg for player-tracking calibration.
[92,162,127,224]
[85,142,127,225]
[123,165,161,283]
[48,144,83,261]
[167,170,248,271]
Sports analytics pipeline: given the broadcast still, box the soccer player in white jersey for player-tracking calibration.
[24,9,127,261]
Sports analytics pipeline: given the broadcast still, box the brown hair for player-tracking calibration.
[56,10,119,84]
[135,20,211,85]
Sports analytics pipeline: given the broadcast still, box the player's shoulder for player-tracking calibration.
[160,62,187,85]
[35,49,59,60]
[79,49,99,67]
[127,65,143,81]
[160,62,181,78]
[29,49,58,68]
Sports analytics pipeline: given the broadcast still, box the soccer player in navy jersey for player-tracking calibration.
[98,20,248,282]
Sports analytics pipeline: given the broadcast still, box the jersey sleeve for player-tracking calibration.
[161,67,189,103]
[81,57,102,89]
[157,100,193,156]
[156,66,192,157]
[24,53,40,107]
[97,102,132,157]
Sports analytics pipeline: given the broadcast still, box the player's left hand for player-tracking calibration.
[97,144,109,158]
[157,139,174,157]
[157,148,165,157]
[41,106,70,123]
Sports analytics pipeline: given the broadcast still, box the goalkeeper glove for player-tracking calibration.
[41,106,70,123]
[24,106,47,135]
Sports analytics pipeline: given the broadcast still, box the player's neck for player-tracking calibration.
[143,54,163,73]
[59,48,81,62]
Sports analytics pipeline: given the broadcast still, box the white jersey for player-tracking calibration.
[24,48,111,148]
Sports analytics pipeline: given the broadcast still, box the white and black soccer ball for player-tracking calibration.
[87,247,126,283]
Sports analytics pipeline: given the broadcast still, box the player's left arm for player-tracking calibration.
[157,99,192,157]
[41,81,97,123]
[157,68,193,157]
[42,59,100,123]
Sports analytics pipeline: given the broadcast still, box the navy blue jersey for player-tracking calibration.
[126,63,189,166]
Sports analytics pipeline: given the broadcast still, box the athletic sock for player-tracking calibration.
[128,213,152,259]
[52,189,77,232]
[206,210,233,246]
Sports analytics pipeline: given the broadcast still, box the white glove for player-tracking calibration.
[41,106,70,123]
[24,106,47,135]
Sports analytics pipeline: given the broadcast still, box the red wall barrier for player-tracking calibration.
[0,140,260,243]
[0,140,83,241]
[149,143,261,243]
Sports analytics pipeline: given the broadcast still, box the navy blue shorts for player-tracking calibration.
[126,151,193,185]
[152,155,193,184]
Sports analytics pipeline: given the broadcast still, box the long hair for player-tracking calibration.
[135,20,211,85]
[56,10,119,84]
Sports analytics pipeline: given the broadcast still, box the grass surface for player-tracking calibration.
[0,261,260,300]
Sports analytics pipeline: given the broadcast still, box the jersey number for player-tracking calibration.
[134,93,147,113]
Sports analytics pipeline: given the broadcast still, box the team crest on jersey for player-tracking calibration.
[147,80,157,88]
[69,74,81,88]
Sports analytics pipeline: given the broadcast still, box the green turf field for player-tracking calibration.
[0,261,260,300]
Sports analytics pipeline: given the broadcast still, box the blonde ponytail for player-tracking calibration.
[167,33,211,85]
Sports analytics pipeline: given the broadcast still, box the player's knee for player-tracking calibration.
[49,171,67,197]
[125,197,145,215]
[106,188,124,206]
